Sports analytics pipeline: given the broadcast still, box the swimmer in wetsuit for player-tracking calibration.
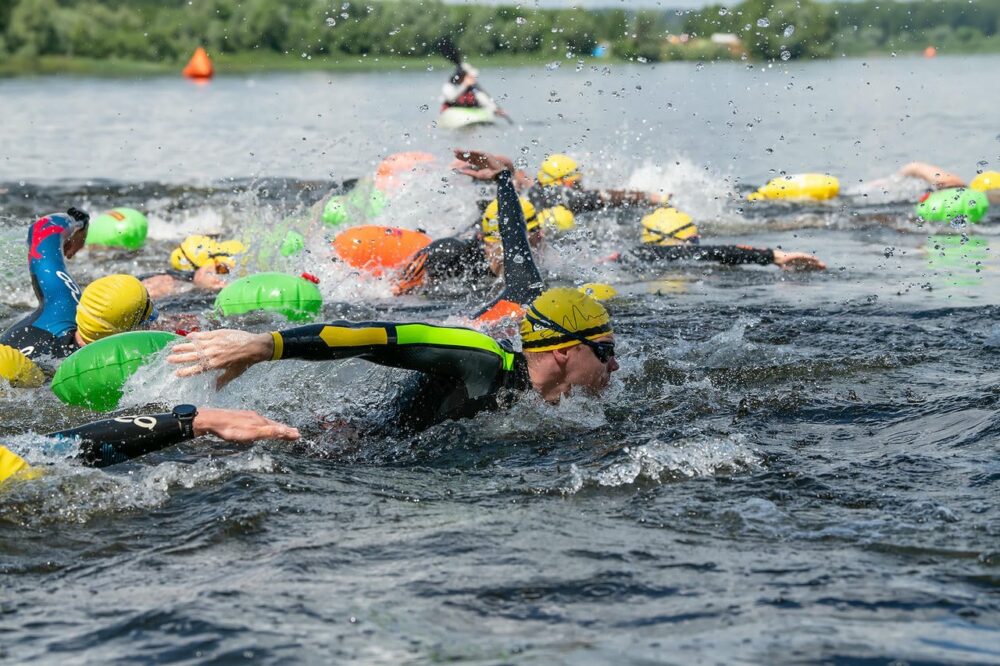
[0,406,298,486]
[394,187,557,296]
[168,170,617,436]
[620,207,826,271]
[0,209,89,360]
[892,162,1000,205]
[140,235,245,300]
[453,149,666,212]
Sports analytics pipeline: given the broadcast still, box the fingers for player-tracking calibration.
[167,350,201,365]
[175,364,207,378]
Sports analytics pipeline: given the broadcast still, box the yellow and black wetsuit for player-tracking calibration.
[271,322,530,435]
[0,407,198,485]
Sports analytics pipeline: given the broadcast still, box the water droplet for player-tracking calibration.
[780,51,791,61]
[516,16,527,25]
[783,25,795,37]
[546,61,560,70]
[325,17,336,27]
[950,216,968,230]
[757,18,770,28]
[419,104,429,111]
[719,7,729,15]
[977,160,989,167]
[765,148,774,154]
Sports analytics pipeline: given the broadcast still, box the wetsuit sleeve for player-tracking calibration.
[136,269,195,282]
[51,410,193,468]
[485,170,544,306]
[628,244,775,266]
[273,322,515,399]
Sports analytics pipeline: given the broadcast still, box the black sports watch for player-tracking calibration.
[172,404,198,439]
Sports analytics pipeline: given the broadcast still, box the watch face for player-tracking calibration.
[174,404,197,419]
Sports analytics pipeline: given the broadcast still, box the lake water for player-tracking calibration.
[1,55,999,664]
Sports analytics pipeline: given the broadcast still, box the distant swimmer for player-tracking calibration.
[140,235,246,300]
[0,405,298,487]
[620,207,827,271]
[0,210,156,366]
[889,162,1000,204]
[169,169,617,436]
[452,149,666,212]
[394,182,564,296]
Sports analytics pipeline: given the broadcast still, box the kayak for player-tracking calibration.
[437,106,496,129]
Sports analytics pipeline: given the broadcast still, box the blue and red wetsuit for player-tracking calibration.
[0,213,85,362]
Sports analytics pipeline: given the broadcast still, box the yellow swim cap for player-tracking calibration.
[0,446,41,485]
[537,154,580,187]
[481,197,539,243]
[0,344,44,388]
[538,205,576,233]
[521,287,612,352]
[170,236,245,271]
[76,274,154,344]
[641,207,699,245]
[970,171,1000,192]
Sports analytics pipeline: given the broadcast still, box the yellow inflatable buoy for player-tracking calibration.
[970,171,1000,192]
[747,174,840,202]
[0,446,42,485]
[0,344,44,388]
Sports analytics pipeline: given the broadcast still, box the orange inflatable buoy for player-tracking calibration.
[332,226,431,277]
[374,152,436,191]
[183,47,214,80]
[474,299,525,324]
[924,46,937,58]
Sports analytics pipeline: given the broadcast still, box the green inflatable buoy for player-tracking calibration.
[322,196,349,226]
[51,331,179,412]
[215,272,322,322]
[85,207,149,250]
[280,231,305,257]
[321,189,387,227]
[915,188,989,224]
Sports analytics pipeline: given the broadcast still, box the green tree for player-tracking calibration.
[7,0,60,56]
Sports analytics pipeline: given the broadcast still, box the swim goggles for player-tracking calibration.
[523,306,616,364]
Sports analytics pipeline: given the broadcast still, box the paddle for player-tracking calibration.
[434,37,514,125]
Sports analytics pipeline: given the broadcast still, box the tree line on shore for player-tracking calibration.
[1,0,999,67]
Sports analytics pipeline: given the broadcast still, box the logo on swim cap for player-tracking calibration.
[520,287,612,352]
[640,207,699,246]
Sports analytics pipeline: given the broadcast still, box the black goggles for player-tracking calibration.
[524,307,615,364]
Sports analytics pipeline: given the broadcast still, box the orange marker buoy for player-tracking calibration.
[332,225,431,277]
[183,47,214,80]
[924,46,937,58]
[374,152,436,191]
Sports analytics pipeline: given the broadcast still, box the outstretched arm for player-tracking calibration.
[52,407,298,467]
[169,323,514,395]
[899,162,965,189]
[628,244,825,270]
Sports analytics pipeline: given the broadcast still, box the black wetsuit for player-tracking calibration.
[0,213,85,363]
[271,169,542,436]
[626,244,775,266]
[0,407,197,486]
[525,182,654,213]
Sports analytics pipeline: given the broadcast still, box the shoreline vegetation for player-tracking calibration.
[1,0,999,78]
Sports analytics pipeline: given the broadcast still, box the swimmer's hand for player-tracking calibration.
[142,274,178,300]
[451,149,513,181]
[168,329,273,388]
[772,250,827,271]
[194,408,299,442]
[192,264,227,291]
